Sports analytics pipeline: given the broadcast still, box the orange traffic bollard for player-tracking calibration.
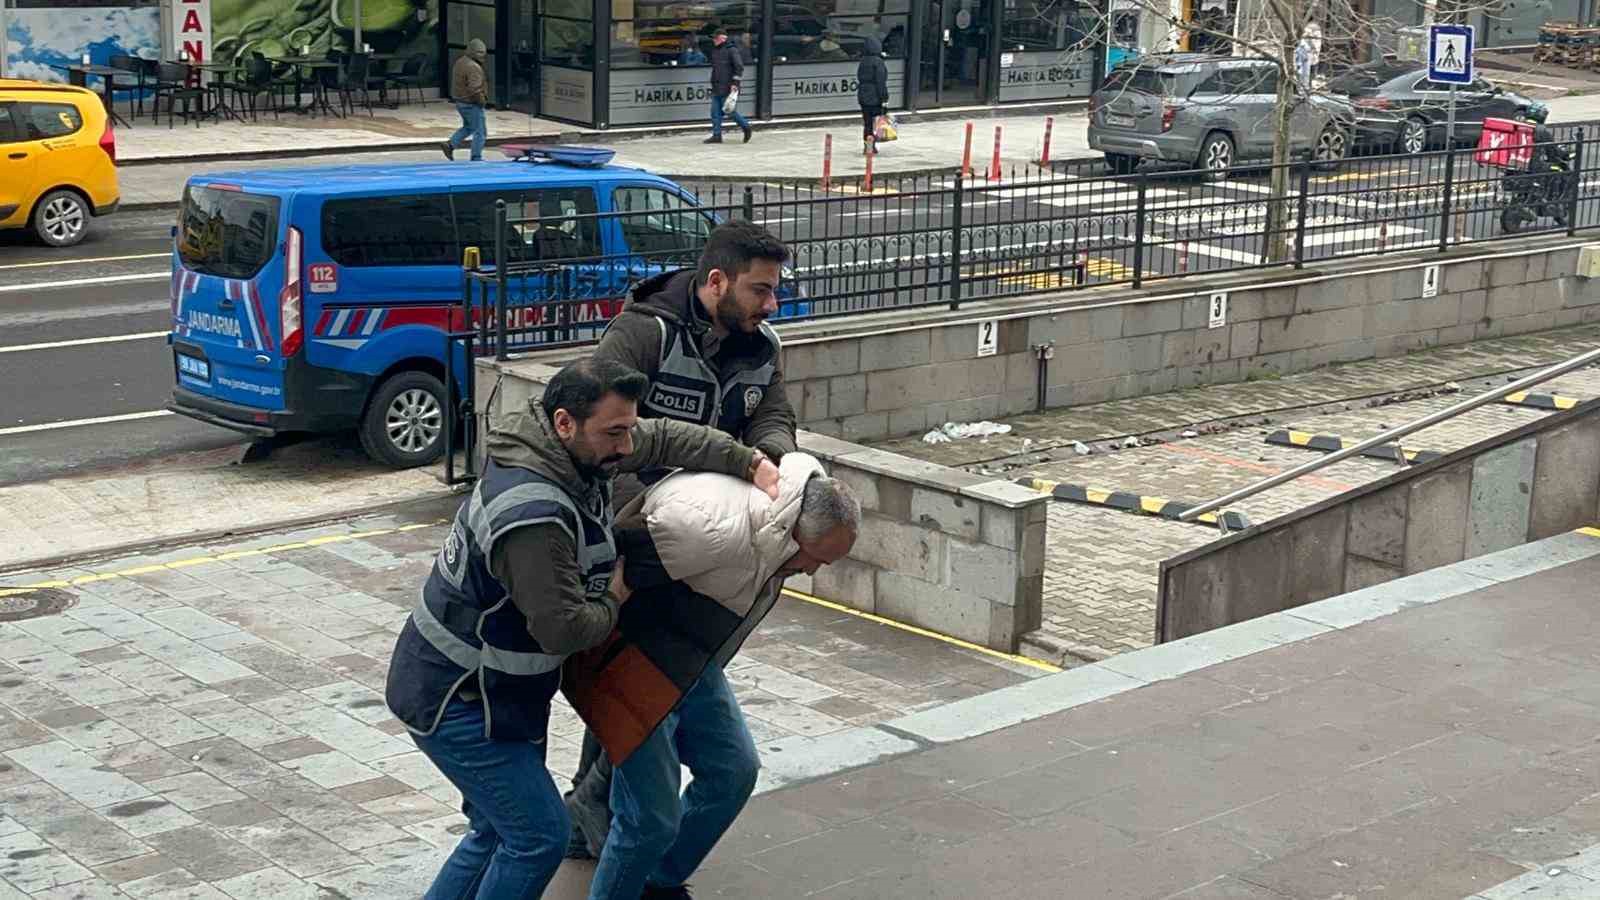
[989,126,1003,181]
[961,122,973,178]
[1179,240,1189,273]
[822,133,832,192]
[863,143,874,193]
[1041,116,1054,166]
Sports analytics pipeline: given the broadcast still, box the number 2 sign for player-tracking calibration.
[977,319,998,357]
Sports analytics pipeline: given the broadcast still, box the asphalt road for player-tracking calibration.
[3,150,1594,486]
[0,209,249,485]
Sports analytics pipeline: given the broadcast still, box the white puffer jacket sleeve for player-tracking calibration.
[641,453,824,611]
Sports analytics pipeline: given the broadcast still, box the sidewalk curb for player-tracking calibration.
[0,486,463,578]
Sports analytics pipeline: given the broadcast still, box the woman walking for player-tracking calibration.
[856,37,888,156]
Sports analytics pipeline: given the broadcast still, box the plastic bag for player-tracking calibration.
[723,89,739,114]
[874,113,898,143]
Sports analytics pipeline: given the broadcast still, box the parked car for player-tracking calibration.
[0,78,120,247]
[1087,54,1355,181]
[1325,60,1533,154]
[167,148,804,468]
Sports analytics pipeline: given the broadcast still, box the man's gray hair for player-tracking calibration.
[796,475,861,542]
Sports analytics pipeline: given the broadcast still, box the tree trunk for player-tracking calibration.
[1265,54,1297,264]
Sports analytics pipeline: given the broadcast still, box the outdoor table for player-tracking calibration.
[268,56,342,117]
[367,52,403,108]
[172,61,244,122]
[56,63,133,128]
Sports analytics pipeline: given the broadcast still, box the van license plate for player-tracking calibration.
[1106,113,1135,128]
[177,353,210,382]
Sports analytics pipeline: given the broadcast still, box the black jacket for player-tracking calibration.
[711,41,744,95]
[594,269,796,461]
[857,37,889,107]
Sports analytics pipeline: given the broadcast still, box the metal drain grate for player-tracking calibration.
[0,588,75,623]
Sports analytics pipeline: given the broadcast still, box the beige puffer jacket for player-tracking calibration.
[639,451,824,616]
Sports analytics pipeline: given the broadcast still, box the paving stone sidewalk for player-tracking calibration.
[116,111,1074,209]
[0,496,1040,899]
[879,324,1600,661]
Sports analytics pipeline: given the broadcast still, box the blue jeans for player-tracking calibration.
[710,93,749,139]
[450,102,486,160]
[587,667,759,900]
[411,698,568,899]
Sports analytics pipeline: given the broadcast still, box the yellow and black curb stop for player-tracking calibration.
[1501,391,1582,411]
[1266,430,1444,465]
[1017,478,1251,531]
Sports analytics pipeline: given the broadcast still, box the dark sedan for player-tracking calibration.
[1326,60,1533,154]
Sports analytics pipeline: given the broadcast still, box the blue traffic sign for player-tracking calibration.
[1428,24,1474,84]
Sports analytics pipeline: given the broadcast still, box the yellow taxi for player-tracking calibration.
[0,78,120,247]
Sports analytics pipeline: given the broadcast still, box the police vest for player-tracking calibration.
[384,459,616,742]
[640,317,780,437]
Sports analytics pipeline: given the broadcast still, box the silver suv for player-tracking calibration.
[1088,54,1354,180]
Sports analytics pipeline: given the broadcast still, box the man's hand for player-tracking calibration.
[752,456,779,499]
[609,557,632,606]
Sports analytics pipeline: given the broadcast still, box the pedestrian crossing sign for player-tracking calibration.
[1427,24,1474,85]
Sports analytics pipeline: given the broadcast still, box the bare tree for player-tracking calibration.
[1086,0,1537,262]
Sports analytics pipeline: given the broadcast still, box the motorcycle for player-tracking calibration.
[1501,155,1575,233]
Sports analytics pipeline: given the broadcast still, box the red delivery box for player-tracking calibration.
[1475,117,1535,169]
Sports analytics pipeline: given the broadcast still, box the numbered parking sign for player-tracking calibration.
[1427,24,1473,85]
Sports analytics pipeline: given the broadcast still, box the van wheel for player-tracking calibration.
[361,371,447,468]
[33,190,89,247]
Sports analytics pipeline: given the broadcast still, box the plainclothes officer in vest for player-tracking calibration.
[384,357,780,900]
[565,219,798,859]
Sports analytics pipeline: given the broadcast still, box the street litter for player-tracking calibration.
[922,421,1013,443]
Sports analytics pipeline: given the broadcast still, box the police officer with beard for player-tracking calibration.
[564,219,798,861]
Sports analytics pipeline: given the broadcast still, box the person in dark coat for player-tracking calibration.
[856,36,889,155]
[707,27,752,144]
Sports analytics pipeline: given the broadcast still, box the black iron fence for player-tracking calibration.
[443,131,1595,482]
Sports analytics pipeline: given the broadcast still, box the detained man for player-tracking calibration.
[562,454,860,899]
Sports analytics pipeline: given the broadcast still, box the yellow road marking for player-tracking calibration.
[0,252,167,270]
[0,520,1063,675]
[0,521,447,597]
[1579,527,1600,539]
[781,587,1063,673]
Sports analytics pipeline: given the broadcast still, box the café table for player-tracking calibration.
[171,61,245,122]
[55,63,133,128]
[267,56,343,117]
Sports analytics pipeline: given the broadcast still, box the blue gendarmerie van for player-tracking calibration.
[166,146,798,468]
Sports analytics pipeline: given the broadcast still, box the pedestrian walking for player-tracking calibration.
[857,36,889,156]
[383,357,779,900]
[443,38,489,161]
[707,28,752,144]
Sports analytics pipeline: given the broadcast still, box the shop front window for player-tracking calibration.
[999,0,1096,54]
[771,0,908,64]
[611,0,761,68]
[542,0,595,68]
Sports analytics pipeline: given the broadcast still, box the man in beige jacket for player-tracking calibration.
[443,38,488,161]
[563,452,859,899]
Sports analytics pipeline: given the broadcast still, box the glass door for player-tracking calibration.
[509,0,538,112]
[934,0,987,106]
[445,0,499,102]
